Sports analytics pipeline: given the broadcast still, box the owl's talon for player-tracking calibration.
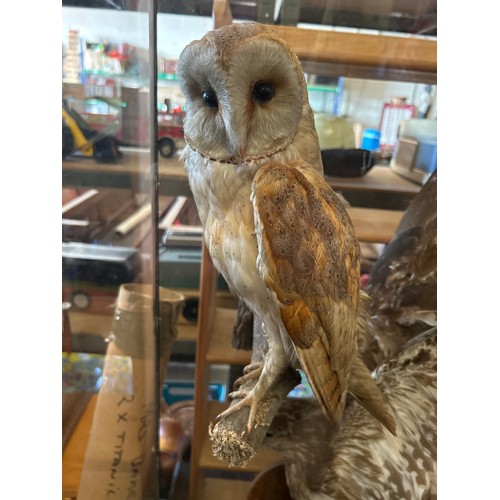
[243,361,263,375]
[228,389,246,400]
[234,363,264,389]
[215,393,260,433]
[247,403,258,434]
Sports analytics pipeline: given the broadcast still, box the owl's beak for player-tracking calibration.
[225,107,250,162]
[228,141,246,163]
[232,136,248,162]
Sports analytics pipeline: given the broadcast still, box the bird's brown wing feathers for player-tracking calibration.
[251,160,360,423]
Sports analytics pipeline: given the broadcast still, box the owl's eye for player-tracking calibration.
[252,81,275,103]
[201,88,218,108]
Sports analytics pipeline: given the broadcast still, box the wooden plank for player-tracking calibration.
[206,308,250,365]
[178,318,199,342]
[347,206,403,244]
[62,189,99,215]
[62,392,93,451]
[301,59,436,84]
[68,310,198,342]
[65,154,421,202]
[113,203,152,236]
[190,244,220,500]
[198,401,281,473]
[69,311,114,335]
[271,24,437,74]
[62,394,98,498]
[198,477,252,500]
[327,166,421,195]
[213,0,233,29]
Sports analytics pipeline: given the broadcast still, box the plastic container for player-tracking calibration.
[314,113,355,149]
[415,136,437,175]
[400,119,437,175]
[360,128,381,151]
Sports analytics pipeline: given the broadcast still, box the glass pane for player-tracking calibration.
[154,3,437,500]
[62,4,173,499]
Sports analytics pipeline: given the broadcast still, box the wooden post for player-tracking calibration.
[189,242,218,500]
[213,0,233,29]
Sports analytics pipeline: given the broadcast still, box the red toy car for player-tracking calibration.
[77,96,185,158]
[157,110,185,158]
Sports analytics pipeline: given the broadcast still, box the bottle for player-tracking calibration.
[417,85,433,119]
[379,97,416,157]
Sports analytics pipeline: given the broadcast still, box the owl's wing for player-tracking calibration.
[251,160,360,423]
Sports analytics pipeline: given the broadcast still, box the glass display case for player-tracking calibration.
[60,1,437,499]
[62,5,169,499]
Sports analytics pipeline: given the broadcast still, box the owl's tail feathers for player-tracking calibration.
[348,356,397,436]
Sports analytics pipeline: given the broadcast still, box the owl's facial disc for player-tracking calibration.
[177,34,305,163]
[225,38,304,160]
[177,42,233,159]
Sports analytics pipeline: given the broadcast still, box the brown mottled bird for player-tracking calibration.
[264,327,437,499]
[177,22,395,435]
[362,172,437,370]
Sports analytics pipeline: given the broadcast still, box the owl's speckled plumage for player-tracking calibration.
[177,22,395,434]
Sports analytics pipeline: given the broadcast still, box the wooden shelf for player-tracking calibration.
[327,166,421,195]
[347,207,403,244]
[198,477,253,500]
[178,317,199,342]
[62,154,192,198]
[273,24,436,72]
[212,0,437,83]
[65,155,406,245]
[62,394,98,498]
[271,24,436,83]
[199,401,281,473]
[64,156,419,207]
[68,309,199,342]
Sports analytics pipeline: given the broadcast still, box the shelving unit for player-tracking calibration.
[188,2,437,499]
[270,24,437,84]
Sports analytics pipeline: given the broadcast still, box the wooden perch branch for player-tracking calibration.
[208,367,300,467]
[208,320,301,467]
[231,298,254,350]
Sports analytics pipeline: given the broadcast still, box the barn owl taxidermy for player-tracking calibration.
[177,22,396,435]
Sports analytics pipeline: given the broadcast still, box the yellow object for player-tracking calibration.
[314,114,355,149]
[62,107,93,156]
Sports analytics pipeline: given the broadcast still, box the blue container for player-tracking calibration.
[361,128,381,151]
[415,137,437,176]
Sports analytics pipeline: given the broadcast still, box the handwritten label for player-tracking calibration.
[104,397,156,499]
